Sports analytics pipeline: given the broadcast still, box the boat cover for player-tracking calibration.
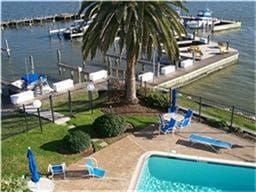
[21,73,40,85]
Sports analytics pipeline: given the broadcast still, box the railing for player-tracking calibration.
[137,82,256,133]
[2,107,49,140]
[2,80,255,139]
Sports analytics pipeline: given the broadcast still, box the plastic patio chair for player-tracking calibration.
[177,109,193,129]
[159,118,177,134]
[47,163,66,179]
[85,157,105,178]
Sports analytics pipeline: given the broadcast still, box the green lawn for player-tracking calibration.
[2,123,81,177]
[2,112,49,140]
[2,108,158,177]
[42,90,106,116]
[124,115,158,130]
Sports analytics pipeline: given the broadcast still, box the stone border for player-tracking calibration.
[127,151,256,191]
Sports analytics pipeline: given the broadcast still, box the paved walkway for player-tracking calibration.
[22,105,70,125]
[54,121,256,191]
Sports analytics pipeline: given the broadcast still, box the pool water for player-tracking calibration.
[136,155,256,192]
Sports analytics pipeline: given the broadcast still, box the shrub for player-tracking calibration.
[1,176,30,192]
[63,130,91,153]
[143,91,169,109]
[92,113,127,137]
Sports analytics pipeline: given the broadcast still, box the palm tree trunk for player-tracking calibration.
[125,54,138,104]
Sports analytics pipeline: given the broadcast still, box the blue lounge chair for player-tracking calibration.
[189,134,232,152]
[48,163,66,179]
[85,157,105,178]
[177,109,193,128]
[159,118,177,134]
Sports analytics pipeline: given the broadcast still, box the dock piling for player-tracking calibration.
[4,39,11,57]
[29,56,35,73]
[57,49,62,63]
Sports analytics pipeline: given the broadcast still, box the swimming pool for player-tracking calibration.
[129,151,256,192]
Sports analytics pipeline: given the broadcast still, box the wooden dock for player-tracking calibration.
[1,13,241,33]
[181,15,241,32]
[150,51,238,88]
[105,41,239,89]
[21,104,70,125]
[1,13,83,28]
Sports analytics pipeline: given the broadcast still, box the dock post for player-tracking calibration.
[82,60,86,69]
[192,51,195,64]
[48,27,51,37]
[141,64,145,73]
[58,67,62,75]
[49,95,55,122]
[157,61,160,77]
[109,58,113,77]
[70,70,74,80]
[29,56,35,73]
[78,67,82,83]
[122,70,126,81]
[57,49,62,64]
[5,39,11,57]
[207,35,210,44]
[115,59,119,78]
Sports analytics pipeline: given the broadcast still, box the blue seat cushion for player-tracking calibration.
[51,165,64,174]
[93,167,105,177]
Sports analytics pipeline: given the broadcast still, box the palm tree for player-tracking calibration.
[79,1,187,104]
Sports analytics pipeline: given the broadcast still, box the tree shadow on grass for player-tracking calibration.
[40,139,71,154]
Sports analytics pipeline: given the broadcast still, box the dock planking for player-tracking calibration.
[21,104,70,125]
[1,13,82,28]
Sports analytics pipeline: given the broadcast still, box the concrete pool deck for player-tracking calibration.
[53,120,256,191]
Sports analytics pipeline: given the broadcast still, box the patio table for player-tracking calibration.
[163,113,184,122]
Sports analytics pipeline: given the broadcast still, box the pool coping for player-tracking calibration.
[127,151,256,191]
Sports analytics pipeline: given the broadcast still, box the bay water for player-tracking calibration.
[1,1,255,112]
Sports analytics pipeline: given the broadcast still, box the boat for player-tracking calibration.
[186,9,220,29]
[11,73,53,95]
[62,20,92,39]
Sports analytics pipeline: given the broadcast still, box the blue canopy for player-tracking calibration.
[170,88,177,113]
[22,73,40,85]
[27,147,40,183]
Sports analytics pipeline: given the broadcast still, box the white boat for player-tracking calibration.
[11,73,53,95]
[48,19,91,39]
[186,9,219,29]
[62,20,92,39]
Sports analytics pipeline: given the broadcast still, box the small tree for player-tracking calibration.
[92,113,127,137]
[63,130,91,153]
